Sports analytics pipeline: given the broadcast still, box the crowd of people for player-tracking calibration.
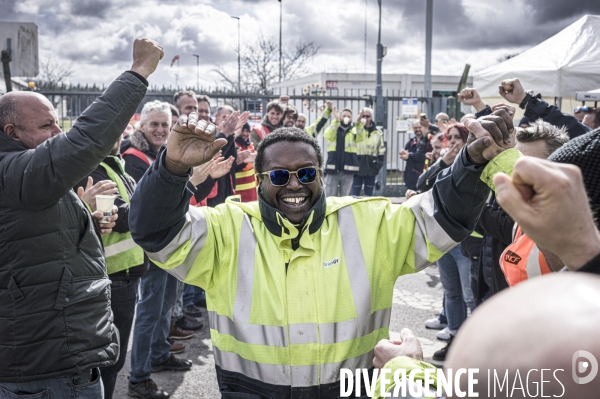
[0,37,598,399]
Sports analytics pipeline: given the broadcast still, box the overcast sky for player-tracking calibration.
[2,0,599,89]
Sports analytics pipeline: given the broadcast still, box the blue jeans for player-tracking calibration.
[351,175,376,196]
[130,264,178,383]
[437,246,476,332]
[101,278,140,399]
[0,368,103,399]
[183,284,205,308]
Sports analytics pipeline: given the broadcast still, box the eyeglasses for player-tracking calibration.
[258,167,320,186]
[574,106,596,113]
[438,119,449,124]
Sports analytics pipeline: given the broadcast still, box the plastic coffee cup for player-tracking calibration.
[96,195,116,223]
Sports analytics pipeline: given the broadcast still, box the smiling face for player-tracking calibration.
[259,140,322,224]
[197,100,211,122]
[1,93,63,149]
[283,111,296,127]
[176,95,198,116]
[296,114,307,129]
[447,127,466,148]
[267,109,283,126]
[140,110,170,152]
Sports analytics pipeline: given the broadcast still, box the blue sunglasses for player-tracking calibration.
[258,167,320,186]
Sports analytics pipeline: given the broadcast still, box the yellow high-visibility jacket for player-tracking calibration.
[130,148,521,397]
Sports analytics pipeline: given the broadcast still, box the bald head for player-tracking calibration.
[447,273,600,397]
[0,91,61,149]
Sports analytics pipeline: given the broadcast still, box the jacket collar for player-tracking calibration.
[258,189,326,238]
[0,131,29,153]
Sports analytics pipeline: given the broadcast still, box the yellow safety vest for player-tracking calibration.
[99,159,144,275]
[147,194,458,388]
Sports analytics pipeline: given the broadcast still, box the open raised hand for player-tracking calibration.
[164,112,227,176]
[210,156,235,179]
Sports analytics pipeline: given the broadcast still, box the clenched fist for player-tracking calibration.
[498,78,527,105]
[130,38,164,79]
[458,88,486,112]
[464,107,515,164]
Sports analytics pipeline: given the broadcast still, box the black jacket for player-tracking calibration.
[120,130,159,182]
[73,155,150,279]
[416,158,450,193]
[0,71,147,382]
[474,196,513,303]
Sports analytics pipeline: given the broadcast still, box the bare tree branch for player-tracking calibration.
[35,56,75,90]
[213,32,319,94]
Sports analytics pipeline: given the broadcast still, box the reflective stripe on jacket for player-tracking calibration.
[500,225,551,286]
[305,108,332,137]
[146,194,467,388]
[323,120,366,173]
[98,160,144,275]
[129,147,521,394]
[234,141,258,202]
[356,125,385,176]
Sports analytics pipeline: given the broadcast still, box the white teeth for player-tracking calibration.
[282,197,306,204]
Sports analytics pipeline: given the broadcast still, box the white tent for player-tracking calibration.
[474,15,600,98]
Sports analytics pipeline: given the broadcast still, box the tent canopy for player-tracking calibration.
[474,15,600,98]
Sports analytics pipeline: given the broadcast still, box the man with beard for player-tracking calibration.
[234,122,258,202]
[282,104,298,127]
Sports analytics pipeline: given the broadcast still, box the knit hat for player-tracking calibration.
[548,128,600,226]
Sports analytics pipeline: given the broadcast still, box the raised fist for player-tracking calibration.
[130,38,164,79]
[498,78,527,105]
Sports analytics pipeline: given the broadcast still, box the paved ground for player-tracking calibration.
[113,266,445,398]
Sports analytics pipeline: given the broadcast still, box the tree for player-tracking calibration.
[496,52,522,63]
[214,33,320,94]
[34,56,74,90]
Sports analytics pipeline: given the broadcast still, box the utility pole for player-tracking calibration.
[279,0,282,82]
[232,16,241,110]
[192,54,200,92]
[375,0,385,127]
[1,39,13,93]
[424,0,433,117]
[364,0,367,73]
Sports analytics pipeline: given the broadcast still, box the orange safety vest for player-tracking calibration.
[234,141,258,202]
[122,147,154,165]
[252,124,270,141]
[500,225,551,287]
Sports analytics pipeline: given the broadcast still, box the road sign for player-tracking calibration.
[401,98,418,116]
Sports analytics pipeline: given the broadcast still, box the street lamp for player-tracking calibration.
[192,53,200,92]
[231,16,241,110]
[375,0,386,127]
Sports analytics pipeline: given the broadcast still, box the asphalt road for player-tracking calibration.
[113,266,446,398]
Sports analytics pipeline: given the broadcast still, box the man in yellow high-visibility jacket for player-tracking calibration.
[130,108,519,398]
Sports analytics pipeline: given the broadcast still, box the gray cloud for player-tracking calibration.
[70,0,112,18]
[525,0,600,23]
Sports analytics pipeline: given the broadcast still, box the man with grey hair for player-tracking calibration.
[123,99,194,399]
[214,104,234,125]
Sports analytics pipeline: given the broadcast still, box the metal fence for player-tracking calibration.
[40,90,456,196]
